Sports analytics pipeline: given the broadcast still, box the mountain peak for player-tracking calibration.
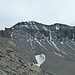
[0,21,75,75]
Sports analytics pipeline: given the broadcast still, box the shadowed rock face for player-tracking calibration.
[0,21,75,75]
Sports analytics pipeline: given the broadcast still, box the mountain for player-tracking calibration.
[0,21,75,75]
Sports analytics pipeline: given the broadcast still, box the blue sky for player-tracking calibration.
[0,0,75,30]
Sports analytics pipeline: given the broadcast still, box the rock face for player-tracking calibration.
[0,21,75,75]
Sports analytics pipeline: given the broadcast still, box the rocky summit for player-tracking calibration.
[0,21,75,75]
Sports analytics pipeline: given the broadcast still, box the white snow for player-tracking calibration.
[56,25,59,30]
[34,25,39,30]
[11,32,13,38]
[50,31,52,41]
[53,51,64,58]
[42,26,48,31]
[27,39,29,42]
[34,38,41,46]
[34,54,46,67]
[62,51,68,55]
[43,35,53,46]
[25,25,29,28]
[34,38,47,50]
[22,25,24,27]
[52,41,59,50]
[52,41,68,55]
[61,42,63,44]
[12,27,14,30]
[11,34,13,38]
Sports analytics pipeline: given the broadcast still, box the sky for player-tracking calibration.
[0,0,75,30]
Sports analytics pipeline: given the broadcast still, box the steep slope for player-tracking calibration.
[0,21,75,75]
[0,35,50,75]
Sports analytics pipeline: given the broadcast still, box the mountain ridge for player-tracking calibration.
[0,21,75,75]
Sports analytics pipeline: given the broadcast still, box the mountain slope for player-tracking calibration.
[0,35,50,75]
[0,21,75,75]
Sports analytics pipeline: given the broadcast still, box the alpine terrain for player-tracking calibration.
[0,21,75,75]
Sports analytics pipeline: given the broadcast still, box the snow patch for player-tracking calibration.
[53,51,64,58]
[50,31,52,41]
[42,26,48,31]
[11,27,14,30]
[34,38,42,46]
[34,25,39,30]
[34,54,46,67]
[27,39,29,42]
[21,25,24,27]
[43,35,53,46]
[52,41,59,50]
[56,25,59,30]
[25,25,29,28]
[61,42,63,44]
[11,34,13,38]
[11,32,14,38]
[52,41,68,55]
[34,38,47,50]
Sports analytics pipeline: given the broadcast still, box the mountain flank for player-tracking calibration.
[0,21,75,75]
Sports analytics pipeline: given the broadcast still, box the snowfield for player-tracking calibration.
[34,54,46,67]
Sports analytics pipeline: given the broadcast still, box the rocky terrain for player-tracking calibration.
[0,36,50,75]
[0,21,75,75]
